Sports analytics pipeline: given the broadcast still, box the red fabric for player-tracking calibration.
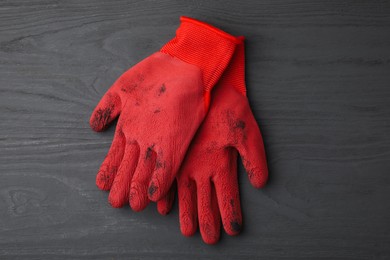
[160,16,239,92]
[161,16,240,110]
[90,17,238,208]
[158,40,268,244]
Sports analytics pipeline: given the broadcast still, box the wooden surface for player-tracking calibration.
[1,1,390,259]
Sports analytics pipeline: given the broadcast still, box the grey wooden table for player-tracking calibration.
[1,1,390,259]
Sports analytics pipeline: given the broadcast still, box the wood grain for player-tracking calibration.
[1,0,389,259]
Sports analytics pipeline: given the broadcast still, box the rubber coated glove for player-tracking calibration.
[90,17,240,207]
[157,39,268,244]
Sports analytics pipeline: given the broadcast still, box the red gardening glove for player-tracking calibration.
[157,39,268,244]
[90,17,240,208]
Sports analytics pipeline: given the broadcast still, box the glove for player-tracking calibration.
[90,17,240,208]
[157,39,268,244]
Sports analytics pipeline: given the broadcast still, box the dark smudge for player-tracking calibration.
[148,182,157,196]
[158,84,166,96]
[145,144,155,160]
[230,221,242,233]
[92,106,112,130]
[234,120,246,129]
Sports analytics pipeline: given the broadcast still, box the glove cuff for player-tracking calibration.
[219,36,247,96]
[160,16,240,94]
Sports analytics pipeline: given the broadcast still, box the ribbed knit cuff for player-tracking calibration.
[220,36,247,96]
[160,16,240,93]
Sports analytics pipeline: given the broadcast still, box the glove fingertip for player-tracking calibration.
[248,166,268,189]
[157,203,170,216]
[202,233,220,245]
[148,176,170,202]
[96,169,113,191]
[225,220,242,236]
[96,180,110,191]
[108,186,127,208]
[90,92,121,132]
[108,195,125,208]
[89,107,113,132]
[180,223,197,237]
[129,190,148,212]
[147,180,160,201]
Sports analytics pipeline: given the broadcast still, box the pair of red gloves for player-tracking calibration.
[90,17,268,244]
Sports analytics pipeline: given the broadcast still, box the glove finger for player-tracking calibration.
[108,141,140,208]
[129,145,157,212]
[234,113,268,188]
[147,149,177,202]
[90,90,121,132]
[96,129,126,190]
[197,179,221,245]
[178,176,197,237]
[157,181,176,215]
[213,152,242,236]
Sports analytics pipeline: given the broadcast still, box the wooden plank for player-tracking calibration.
[0,0,389,258]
